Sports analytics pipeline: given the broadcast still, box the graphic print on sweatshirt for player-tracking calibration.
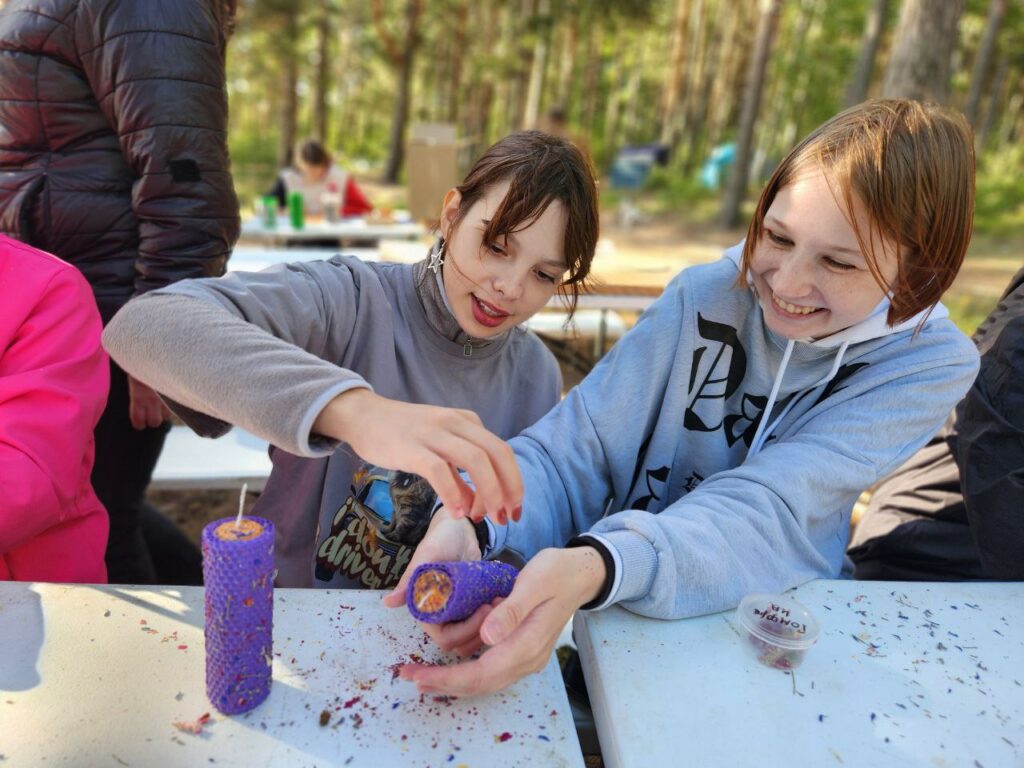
[627,312,869,510]
[314,464,436,588]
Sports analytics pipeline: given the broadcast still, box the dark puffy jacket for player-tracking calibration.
[0,0,239,322]
[849,268,1024,581]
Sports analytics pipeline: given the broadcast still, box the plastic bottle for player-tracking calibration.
[321,183,342,224]
[287,191,304,229]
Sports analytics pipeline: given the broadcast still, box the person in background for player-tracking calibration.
[848,268,1024,581]
[386,100,980,697]
[269,139,374,220]
[0,236,109,583]
[538,105,592,163]
[0,0,241,585]
[104,131,599,590]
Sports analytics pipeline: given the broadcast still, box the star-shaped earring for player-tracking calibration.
[428,240,445,274]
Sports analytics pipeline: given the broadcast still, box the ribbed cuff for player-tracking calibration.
[591,528,658,605]
[566,535,617,611]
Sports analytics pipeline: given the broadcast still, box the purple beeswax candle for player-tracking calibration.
[202,517,274,715]
[406,561,518,624]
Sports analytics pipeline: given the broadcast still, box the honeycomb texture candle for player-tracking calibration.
[406,561,518,624]
[202,517,274,714]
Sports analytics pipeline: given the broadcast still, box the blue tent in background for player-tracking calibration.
[699,142,736,191]
[609,144,670,190]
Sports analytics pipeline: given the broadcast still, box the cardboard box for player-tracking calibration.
[406,123,458,223]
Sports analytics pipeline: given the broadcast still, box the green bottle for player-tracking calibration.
[261,195,278,229]
[287,191,304,229]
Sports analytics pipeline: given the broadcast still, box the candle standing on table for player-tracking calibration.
[202,483,275,714]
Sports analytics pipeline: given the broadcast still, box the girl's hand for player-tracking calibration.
[382,506,488,654]
[315,389,522,526]
[398,546,607,697]
[127,375,173,430]
[382,506,481,607]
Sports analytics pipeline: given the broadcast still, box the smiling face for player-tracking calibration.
[439,182,568,338]
[749,170,900,340]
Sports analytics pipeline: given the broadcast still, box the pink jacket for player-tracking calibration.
[0,235,110,582]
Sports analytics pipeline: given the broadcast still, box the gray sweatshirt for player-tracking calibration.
[103,255,561,587]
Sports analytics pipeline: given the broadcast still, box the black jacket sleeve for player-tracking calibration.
[76,0,240,296]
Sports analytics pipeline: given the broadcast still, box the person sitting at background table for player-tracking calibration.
[384,100,981,697]
[268,138,374,219]
[0,235,110,583]
[103,131,599,590]
[848,267,1024,582]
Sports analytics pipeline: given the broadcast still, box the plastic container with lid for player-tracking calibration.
[736,593,820,670]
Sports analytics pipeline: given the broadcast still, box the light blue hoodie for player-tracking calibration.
[492,246,979,619]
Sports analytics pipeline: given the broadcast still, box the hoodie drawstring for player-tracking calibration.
[747,339,852,457]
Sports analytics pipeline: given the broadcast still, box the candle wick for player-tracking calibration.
[234,482,248,531]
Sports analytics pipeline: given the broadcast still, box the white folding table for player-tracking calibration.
[575,579,1024,768]
[1,583,583,767]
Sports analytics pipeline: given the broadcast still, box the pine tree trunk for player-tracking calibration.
[277,10,300,168]
[964,0,1006,127]
[312,3,331,143]
[512,0,535,131]
[555,16,578,109]
[382,0,423,184]
[446,0,467,124]
[708,0,754,151]
[997,76,1022,145]
[603,51,624,153]
[659,0,690,146]
[580,9,603,140]
[844,0,891,107]
[678,0,705,144]
[759,0,822,176]
[881,0,964,103]
[523,0,551,129]
[620,40,645,143]
[977,53,1009,150]
[719,0,782,229]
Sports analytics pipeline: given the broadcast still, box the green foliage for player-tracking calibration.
[223,0,1024,253]
[643,165,717,209]
[943,291,997,337]
[974,145,1024,237]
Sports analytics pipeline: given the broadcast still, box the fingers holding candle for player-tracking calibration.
[406,561,518,624]
[399,547,606,697]
[382,506,482,610]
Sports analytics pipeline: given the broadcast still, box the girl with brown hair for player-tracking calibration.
[390,100,982,697]
[103,131,599,589]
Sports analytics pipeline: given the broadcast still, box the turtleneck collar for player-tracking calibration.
[411,241,501,354]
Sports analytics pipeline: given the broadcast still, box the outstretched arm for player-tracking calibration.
[104,261,522,522]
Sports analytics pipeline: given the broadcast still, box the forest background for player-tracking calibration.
[227,0,1023,330]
